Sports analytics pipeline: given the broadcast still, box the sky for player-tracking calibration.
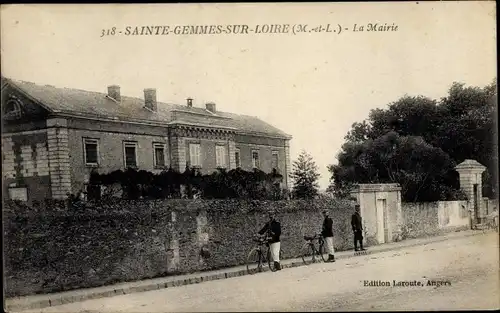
[1,2,497,190]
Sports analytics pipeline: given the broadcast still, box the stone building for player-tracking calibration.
[1,77,292,203]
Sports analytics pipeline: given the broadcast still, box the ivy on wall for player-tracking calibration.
[87,167,288,201]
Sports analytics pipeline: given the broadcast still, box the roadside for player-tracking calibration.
[5,229,490,312]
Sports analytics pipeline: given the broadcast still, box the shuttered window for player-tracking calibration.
[216,145,227,168]
[189,143,201,167]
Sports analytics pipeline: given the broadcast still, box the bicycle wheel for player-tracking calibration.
[318,241,328,262]
[301,242,317,265]
[246,247,263,275]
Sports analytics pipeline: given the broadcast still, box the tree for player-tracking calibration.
[291,150,320,199]
[330,132,465,202]
[344,120,371,143]
[329,79,497,201]
[367,95,441,142]
[436,81,497,197]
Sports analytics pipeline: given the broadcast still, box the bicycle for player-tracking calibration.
[301,233,327,265]
[246,236,283,274]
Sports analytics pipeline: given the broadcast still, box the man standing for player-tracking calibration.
[351,204,366,251]
[321,209,335,262]
[258,210,282,270]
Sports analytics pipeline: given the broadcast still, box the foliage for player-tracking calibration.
[329,79,497,201]
[87,166,285,201]
[290,150,321,199]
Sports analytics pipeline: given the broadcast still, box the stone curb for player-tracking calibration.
[5,230,487,312]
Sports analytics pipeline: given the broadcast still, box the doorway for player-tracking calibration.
[473,184,480,223]
[376,199,388,244]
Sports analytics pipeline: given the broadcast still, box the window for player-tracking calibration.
[189,143,201,167]
[4,99,23,119]
[215,145,227,168]
[83,138,99,166]
[123,142,138,168]
[153,143,166,167]
[252,150,260,169]
[272,151,279,171]
[235,148,241,168]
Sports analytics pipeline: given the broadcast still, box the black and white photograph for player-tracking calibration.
[1,2,498,312]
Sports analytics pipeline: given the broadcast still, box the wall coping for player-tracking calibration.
[2,198,356,216]
[455,159,486,173]
[351,183,402,193]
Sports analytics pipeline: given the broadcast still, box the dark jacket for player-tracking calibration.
[322,216,334,237]
[259,219,281,243]
[351,212,363,232]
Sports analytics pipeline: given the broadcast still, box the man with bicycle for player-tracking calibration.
[321,209,336,262]
[258,209,282,271]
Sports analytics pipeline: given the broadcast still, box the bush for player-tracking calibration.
[87,167,286,200]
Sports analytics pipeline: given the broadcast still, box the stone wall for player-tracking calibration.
[235,134,290,188]
[235,143,286,172]
[401,200,469,239]
[2,118,72,202]
[67,128,170,194]
[4,198,355,297]
[483,197,499,216]
[47,119,71,199]
[66,119,291,191]
[2,129,53,203]
[437,200,470,229]
[3,114,293,203]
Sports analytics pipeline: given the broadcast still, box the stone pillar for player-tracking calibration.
[196,210,210,268]
[166,211,180,273]
[47,118,71,199]
[2,136,16,180]
[284,140,292,190]
[455,159,487,224]
[228,138,236,170]
[170,134,186,172]
[395,189,403,235]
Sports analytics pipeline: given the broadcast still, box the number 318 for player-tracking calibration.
[101,27,116,37]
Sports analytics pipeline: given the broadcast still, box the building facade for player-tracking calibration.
[1,77,292,203]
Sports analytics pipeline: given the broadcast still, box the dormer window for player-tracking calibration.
[4,98,23,119]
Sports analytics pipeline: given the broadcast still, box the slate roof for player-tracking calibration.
[3,77,292,139]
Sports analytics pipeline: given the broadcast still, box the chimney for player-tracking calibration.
[206,102,216,113]
[186,98,193,107]
[144,88,157,112]
[107,85,121,102]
